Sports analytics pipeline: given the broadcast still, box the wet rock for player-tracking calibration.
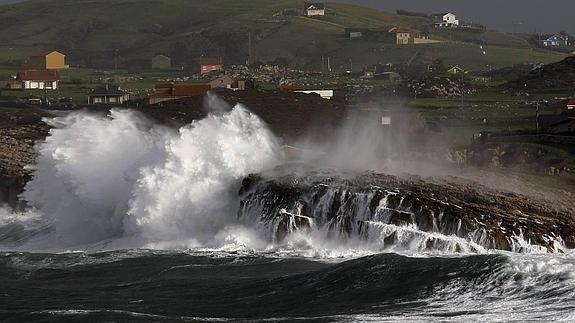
[238,166,575,252]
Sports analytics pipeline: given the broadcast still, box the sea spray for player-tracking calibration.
[19,103,283,248]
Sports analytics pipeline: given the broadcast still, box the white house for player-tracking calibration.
[432,12,459,28]
[17,69,60,90]
[304,2,325,17]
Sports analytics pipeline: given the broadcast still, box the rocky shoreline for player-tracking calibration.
[238,166,575,252]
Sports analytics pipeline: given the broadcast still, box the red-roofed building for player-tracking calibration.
[17,69,60,90]
[149,83,211,104]
[567,97,575,110]
[193,57,223,76]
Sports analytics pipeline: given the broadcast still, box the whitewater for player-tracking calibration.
[0,98,574,322]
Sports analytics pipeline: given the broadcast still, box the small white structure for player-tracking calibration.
[432,13,459,28]
[381,116,392,126]
[295,89,334,100]
[304,2,325,17]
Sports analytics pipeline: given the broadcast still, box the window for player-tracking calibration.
[94,97,103,103]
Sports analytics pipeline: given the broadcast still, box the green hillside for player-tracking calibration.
[0,0,567,71]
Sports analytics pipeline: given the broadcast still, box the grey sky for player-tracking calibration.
[331,0,575,35]
[1,0,573,35]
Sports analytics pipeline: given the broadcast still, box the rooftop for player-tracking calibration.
[88,84,127,96]
[17,69,60,81]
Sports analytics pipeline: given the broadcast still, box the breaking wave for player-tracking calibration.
[3,101,283,251]
[0,97,571,257]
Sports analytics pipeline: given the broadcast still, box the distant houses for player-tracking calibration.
[24,51,69,70]
[87,84,129,105]
[151,54,172,70]
[541,34,569,47]
[304,2,325,17]
[344,27,440,45]
[432,12,459,28]
[15,70,60,90]
[193,57,223,76]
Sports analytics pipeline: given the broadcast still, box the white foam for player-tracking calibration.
[7,98,283,250]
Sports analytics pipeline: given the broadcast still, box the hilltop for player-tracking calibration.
[0,0,567,72]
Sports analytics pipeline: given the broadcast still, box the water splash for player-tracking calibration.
[16,103,283,249]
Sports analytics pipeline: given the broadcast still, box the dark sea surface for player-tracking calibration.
[1,250,574,322]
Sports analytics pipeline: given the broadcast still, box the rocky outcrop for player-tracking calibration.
[238,166,575,252]
[0,108,51,209]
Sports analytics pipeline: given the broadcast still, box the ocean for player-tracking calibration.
[0,99,573,322]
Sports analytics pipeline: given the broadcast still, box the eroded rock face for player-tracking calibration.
[238,167,575,253]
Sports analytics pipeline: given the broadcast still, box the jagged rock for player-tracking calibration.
[238,166,575,252]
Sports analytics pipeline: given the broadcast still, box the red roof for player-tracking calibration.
[567,98,575,106]
[18,69,60,81]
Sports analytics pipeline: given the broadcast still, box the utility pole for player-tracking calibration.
[327,56,331,72]
[321,55,325,73]
[349,58,353,73]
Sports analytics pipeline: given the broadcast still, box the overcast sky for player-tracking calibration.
[0,0,573,35]
[332,0,575,34]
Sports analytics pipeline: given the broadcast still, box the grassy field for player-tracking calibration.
[400,88,568,142]
[0,0,567,72]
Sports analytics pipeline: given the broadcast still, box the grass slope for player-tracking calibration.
[0,0,567,71]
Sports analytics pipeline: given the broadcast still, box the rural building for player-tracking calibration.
[304,2,325,16]
[87,84,130,105]
[294,89,334,100]
[432,13,459,28]
[541,34,569,47]
[388,27,411,45]
[149,83,211,104]
[447,65,467,75]
[17,69,60,90]
[209,75,252,91]
[151,54,172,69]
[193,57,223,76]
[25,51,69,70]
[209,75,236,89]
[548,117,575,134]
